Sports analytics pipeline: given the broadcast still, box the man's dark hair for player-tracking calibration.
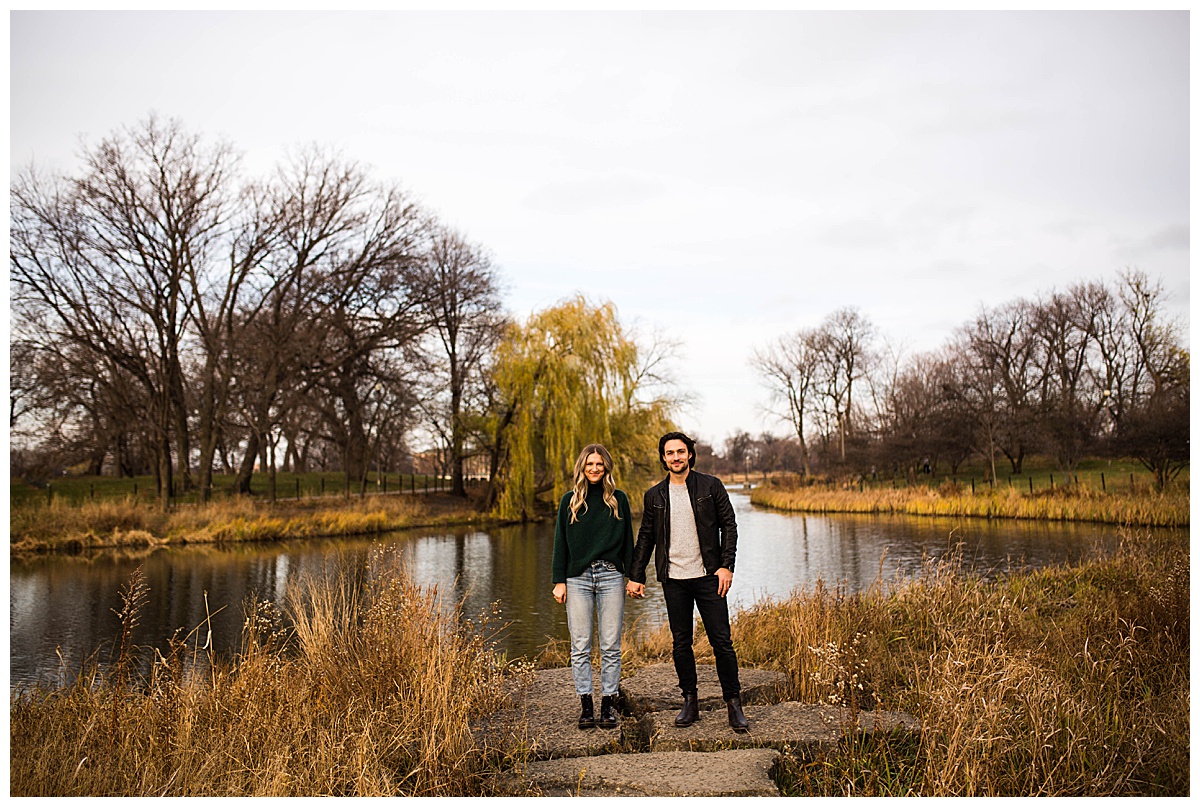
[658,431,697,471]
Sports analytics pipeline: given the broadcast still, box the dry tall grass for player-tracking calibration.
[541,529,1187,795]
[752,481,1188,528]
[10,547,529,796]
[679,531,1188,796]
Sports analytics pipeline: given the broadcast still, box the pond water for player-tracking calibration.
[10,490,1155,690]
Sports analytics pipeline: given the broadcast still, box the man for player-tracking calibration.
[626,431,748,732]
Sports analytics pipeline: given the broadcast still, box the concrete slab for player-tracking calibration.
[472,667,628,760]
[619,663,789,715]
[645,700,921,753]
[513,748,782,796]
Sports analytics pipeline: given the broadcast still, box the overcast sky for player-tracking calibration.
[10,10,1190,450]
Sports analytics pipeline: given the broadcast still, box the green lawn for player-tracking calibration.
[883,456,1186,494]
[10,471,459,509]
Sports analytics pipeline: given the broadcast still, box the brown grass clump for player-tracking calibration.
[636,531,1188,796]
[11,494,490,554]
[9,546,529,796]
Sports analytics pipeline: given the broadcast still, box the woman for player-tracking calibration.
[551,443,634,730]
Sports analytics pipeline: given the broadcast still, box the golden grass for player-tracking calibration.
[10,494,499,554]
[9,546,531,796]
[752,481,1188,528]
[619,531,1188,796]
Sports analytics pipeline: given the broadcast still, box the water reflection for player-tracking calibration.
[10,491,1147,690]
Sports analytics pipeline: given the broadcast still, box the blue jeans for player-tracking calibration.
[565,560,625,697]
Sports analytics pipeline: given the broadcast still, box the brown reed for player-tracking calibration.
[9,546,530,796]
[618,529,1189,796]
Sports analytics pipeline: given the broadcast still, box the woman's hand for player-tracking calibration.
[626,581,645,598]
[553,583,567,604]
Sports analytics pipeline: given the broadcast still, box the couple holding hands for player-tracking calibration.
[550,431,749,733]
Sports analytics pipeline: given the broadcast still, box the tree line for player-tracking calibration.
[11,116,675,514]
[750,270,1188,490]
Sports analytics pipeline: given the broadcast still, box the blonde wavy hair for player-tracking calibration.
[568,443,621,524]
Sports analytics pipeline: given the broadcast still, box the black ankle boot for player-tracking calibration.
[674,689,699,727]
[577,694,596,729]
[726,694,749,733]
[598,695,619,729]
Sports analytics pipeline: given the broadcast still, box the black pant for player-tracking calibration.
[662,574,741,700]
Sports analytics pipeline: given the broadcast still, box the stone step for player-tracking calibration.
[644,700,921,753]
[619,663,790,715]
[512,748,782,796]
[472,668,628,760]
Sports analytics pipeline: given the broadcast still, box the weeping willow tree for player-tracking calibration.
[488,295,679,520]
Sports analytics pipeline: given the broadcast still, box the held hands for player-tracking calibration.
[626,581,645,599]
[715,567,733,598]
[552,583,567,604]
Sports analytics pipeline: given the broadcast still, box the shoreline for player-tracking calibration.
[9,494,534,557]
[749,484,1189,528]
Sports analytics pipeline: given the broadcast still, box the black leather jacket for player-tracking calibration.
[629,470,738,584]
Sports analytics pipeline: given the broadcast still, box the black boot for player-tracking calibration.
[674,689,699,727]
[577,694,596,729]
[598,695,619,729]
[726,694,749,733]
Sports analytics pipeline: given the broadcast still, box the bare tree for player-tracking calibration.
[752,328,822,476]
[11,116,234,504]
[1111,268,1189,489]
[186,181,279,501]
[1075,279,1136,432]
[413,226,505,496]
[960,300,1043,474]
[942,334,1005,483]
[1031,290,1095,470]
[227,149,428,500]
[818,308,875,462]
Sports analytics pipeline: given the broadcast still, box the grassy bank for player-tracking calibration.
[621,529,1190,796]
[10,548,531,796]
[10,493,505,554]
[751,480,1188,528]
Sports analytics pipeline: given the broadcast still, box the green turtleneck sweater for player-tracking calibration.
[551,482,634,583]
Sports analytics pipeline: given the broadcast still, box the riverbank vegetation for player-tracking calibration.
[11,529,1187,796]
[780,531,1187,796]
[622,529,1189,796]
[9,491,499,554]
[10,549,531,796]
[750,475,1189,527]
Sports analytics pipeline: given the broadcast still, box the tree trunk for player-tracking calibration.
[337,374,370,490]
[195,382,219,503]
[170,354,193,492]
[450,367,466,496]
[233,429,260,495]
[268,436,278,504]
